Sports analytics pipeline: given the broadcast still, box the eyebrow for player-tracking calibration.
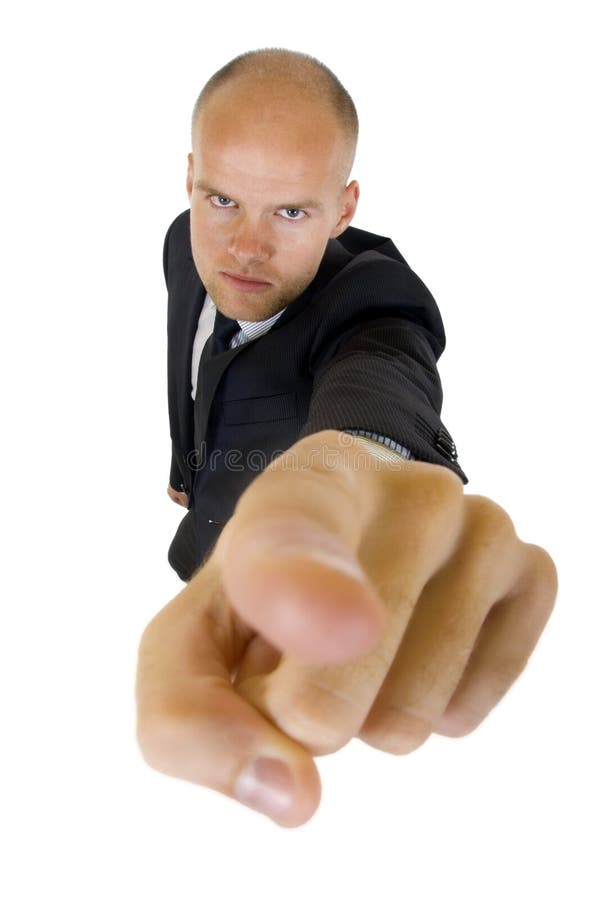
[193,179,324,211]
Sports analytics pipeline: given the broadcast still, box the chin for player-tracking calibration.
[209,288,279,320]
[214,296,271,322]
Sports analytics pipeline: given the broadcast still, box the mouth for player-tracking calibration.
[221,271,272,292]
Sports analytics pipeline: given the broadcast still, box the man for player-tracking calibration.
[135,48,557,828]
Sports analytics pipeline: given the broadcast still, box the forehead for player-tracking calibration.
[193,83,346,197]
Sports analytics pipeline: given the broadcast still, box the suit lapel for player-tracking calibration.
[194,339,248,446]
[168,262,205,458]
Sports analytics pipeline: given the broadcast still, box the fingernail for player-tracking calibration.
[234,757,294,820]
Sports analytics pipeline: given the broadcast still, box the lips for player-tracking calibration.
[221,271,273,293]
[222,271,271,285]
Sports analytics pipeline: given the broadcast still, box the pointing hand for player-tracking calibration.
[136,430,557,827]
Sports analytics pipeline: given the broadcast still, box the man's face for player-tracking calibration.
[186,80,359,322]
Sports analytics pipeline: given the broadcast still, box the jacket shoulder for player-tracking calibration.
[315,248,444,341]
[163,209,192,282]
[336,225,410,267]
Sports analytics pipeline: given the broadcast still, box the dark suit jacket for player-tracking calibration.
[165,209,468,578]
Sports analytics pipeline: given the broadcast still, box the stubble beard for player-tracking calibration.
[203,268,318,322]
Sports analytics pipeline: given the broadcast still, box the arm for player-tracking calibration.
[300,314,467,482]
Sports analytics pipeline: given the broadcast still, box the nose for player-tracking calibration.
[227,218,274,268]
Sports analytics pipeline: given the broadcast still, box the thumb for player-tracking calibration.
[213,438,385,665]
[135,562,321,827]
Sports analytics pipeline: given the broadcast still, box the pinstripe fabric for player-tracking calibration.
[191,294,414,459]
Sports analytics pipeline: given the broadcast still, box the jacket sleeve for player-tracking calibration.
[298,315,468,484]
[169,444,187,492]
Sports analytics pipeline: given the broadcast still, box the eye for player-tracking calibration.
[209,195,236,208]
[279,208,307,221]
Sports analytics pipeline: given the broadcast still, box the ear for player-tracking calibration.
[186,153,194,202]
[329,181,360,239]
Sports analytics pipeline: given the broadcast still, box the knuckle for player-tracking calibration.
[464,494,518,550]
[136,713,181,774]
[136,703,217,783]
[523,543,559,605]
[378,462,465,533]
[282,716,346,756]
[411,462,465,512]
[435,705,482,738]
[359,706,432,755]
[489,654,527,689]
[275,683,359,755]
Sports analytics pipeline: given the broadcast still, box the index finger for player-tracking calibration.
[213,431,387,665]
[135,559,321,827]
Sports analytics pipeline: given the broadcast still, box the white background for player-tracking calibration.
[1,1,598,897]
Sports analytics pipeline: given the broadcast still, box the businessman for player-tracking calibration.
[135,48,558,828]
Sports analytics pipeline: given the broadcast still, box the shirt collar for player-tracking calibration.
[206,293,285,342]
